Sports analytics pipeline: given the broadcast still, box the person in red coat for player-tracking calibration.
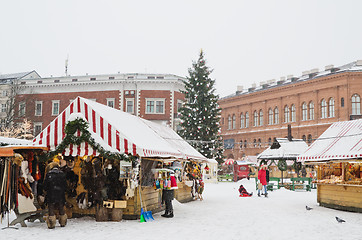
[257,165,268,197]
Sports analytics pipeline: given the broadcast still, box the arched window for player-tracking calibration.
[258,139,261,148]
[259,110,263,126]
[274,107,279,124]
[284,105,290,122]
[240,113,245,128]
[268,108,273,125]
[268,137,272,146]
[232,114,236,129]
[302,135,306,142]
[309,101,314,120]
[341,97,344,107]
[291,104,296,122]
[228,115,232,129]
[352,94,361,115]
[329,98,335,118]
[244,140,247,148]
[307,134,313,144]
[239,140,243,149]
[302,102,308,121]
[321,99,327,119]
[253,111,258,127]
[245,112,249,128]
[253,139,257,147]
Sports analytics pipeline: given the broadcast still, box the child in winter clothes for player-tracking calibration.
[238,184,253,197]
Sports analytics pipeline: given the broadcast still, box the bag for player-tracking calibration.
[258,182,263,190]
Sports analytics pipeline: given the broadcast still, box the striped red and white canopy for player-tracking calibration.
[32,97,206,160]
[223,158,235,165]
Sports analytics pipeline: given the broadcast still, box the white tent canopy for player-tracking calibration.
[298,119,362,163]
[257,138,308,161]
[33,97,207,161]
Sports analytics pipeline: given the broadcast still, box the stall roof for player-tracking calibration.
[257,138,308,160]
[0,145,48,157]
[32,97,206,161]
[298,119,362,163]
[0,136,32,146]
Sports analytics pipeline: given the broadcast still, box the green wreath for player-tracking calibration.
[45,118,135,163]
[277,160,287,171]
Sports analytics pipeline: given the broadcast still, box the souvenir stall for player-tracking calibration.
[0,145,48,227]
[32,97,207,221]
[257,138,309,180]
[298,119,362,212]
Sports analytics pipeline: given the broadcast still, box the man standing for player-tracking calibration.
[43,162,67,229]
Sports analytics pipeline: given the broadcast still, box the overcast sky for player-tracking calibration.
[1,0,362,97]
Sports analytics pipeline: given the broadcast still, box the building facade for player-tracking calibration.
[219,60,362,160]
[15,73,185,136]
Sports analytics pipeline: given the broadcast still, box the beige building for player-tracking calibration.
[219,60,362,160]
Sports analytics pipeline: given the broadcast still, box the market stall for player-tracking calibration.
[0,145,48,227]
[298,119,362,212]
[32,97,207,221]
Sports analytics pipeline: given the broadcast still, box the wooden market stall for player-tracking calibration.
[32,96,207,221]
[298,119,362,212]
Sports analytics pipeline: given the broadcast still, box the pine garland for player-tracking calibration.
[45,118,134,162]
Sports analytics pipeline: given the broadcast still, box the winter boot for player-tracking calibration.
[265,193,268,198]
[161,210,169,217]
[59,214,68,227]
[165,211,174,218]
[47,215,56,229]
[257,193,260,197]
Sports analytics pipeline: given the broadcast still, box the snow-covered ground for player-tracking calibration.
[1,178,362,240]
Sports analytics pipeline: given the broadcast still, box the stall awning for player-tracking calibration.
[298,119,362,163]
[32,97,206,161]
[257,138,308,160]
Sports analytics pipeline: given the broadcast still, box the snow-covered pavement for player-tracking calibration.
[1,179,361,240]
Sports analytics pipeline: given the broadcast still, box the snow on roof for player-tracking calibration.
[33,97,206,161]
[0,136,32,146]
[257,138,308,160]
[0,71,35,80]
[298,119,362,163]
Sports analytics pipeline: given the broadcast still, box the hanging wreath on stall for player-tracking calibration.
[277,160,287,171]
[45,118,136,163]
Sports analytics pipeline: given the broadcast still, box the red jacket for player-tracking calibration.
[258,169,267,185]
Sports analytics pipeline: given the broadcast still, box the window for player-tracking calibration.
[52,100,60,116]
[352,94,361,115]
[258,139,261,148]
[240,113,245,128]
[19,102,26,117]
[291,104,296,122]
[274,107,279,124]
[72,79,78,82]
[302,102,308,121]
[309,101,314,120]
[284,105,290,122]
[228,115,232,129]
[321,99,327,119]
[33,122,42,136]
[107,98,115,108]
[341,97,344,107]
[244,140,247,148]
[307,134,313,144]
[268,108,273,125]
[177,100,183,112]
[126,98,134,114]
[1,104,6,113]
[146,98,165,114]
[232,114,236,129]
[239,140,243,149]
[253,111,258,127]
[245,112,249,128]
[2,90,8,97]
[259,110,263,126]
[302,135,306,142]
[253,139,257,148]
[329,98,335,117]
[35,101,42,116]
[268,138,272,146]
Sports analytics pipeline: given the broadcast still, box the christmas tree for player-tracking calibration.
[178,50,224,163]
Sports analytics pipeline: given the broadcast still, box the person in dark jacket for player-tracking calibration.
[43,162,67,229]
[161,189,174,218]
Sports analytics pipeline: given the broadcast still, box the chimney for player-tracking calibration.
[248,83,257,92]
[309,68,319,78]
[236,85,244,94]
[277,77,286,85]
[287,124,292,141]
[325,64,334,71]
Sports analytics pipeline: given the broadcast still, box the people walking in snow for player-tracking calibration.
[257,165,268,197]
[43,162,67,229]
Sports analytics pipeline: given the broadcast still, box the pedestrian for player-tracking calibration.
[161,172,178,218]
[43,162,67,229]
[257,165,268,197]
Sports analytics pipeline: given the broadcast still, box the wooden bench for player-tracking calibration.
[290,177,312,191]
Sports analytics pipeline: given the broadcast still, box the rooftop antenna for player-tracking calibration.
[65,55,69,76]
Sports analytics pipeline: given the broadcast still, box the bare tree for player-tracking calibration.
[1,79,20,129]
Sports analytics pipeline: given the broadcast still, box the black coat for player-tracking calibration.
[43,167,66,204]
[266,170,270,183]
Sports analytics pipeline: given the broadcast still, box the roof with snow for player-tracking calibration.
[0,71,39,82]
[221,60,362,99]
[0,136,33,146]
[298,119,362,163]
[257,138,308,160]
[32,97,206,161]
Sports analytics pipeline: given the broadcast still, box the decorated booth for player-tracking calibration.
[32,97,207,221]
[298,119,362,212]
